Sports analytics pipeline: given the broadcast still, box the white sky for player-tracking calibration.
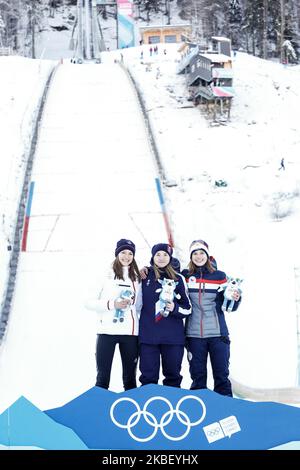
[1,19,300,414]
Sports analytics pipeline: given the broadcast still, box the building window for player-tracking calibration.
[164,35,177,43]
[149,36,160,44]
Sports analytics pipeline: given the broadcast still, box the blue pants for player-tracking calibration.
[186,336,232,396]
[96,334,138,390]
[139,343,184,387]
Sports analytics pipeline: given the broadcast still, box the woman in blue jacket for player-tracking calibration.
[136,243,191,388]
[182,240,241,396]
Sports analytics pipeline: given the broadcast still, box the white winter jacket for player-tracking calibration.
[86,267,140,336]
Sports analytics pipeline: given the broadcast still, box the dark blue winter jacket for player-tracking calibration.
[137,267,191,345]
[182,267,240,338]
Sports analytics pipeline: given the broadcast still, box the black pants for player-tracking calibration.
[139,343,184,387]
[96,334,138,391]
[186,336,232,396]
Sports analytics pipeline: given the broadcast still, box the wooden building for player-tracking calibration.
[139,24,191,45]
[177,37,234,121]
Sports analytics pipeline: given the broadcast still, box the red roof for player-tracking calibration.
[211,86,234,98]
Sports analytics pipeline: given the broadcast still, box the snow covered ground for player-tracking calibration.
[0,40,300,412]
[0,56,55,301]
[0,59,167,411]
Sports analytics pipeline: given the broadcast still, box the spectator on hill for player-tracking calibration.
[279,157,285,170]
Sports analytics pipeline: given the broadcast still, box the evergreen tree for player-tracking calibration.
[0,0,21,49]
[0,11,5,46]
[228,0,242,48]
[283,0,299,62]
[242,0,264,56]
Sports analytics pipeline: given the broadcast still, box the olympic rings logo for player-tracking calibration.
[110,395,206,442]
[207,428,222,437]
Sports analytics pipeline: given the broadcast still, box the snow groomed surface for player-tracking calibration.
[0,62,167,411]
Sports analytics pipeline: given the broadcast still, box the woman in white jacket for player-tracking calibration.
[86,239,141,390]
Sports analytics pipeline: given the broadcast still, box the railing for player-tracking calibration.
[295,266,300,386]
[195,85,215,100]
[0,47,12,56]
[212,67,234,79]
[176,46,199,74]
[231,377,300,404]
[0,64,57,344]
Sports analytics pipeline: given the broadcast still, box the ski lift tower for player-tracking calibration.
[77,0,84,61]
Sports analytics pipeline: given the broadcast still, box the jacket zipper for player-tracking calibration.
[199,269,204,337]
[131,281,136,335]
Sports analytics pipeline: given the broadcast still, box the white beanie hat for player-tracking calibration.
[189,240,209,258]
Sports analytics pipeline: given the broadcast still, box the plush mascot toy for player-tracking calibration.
[113,289,134,323]
[155,278,180,322]
[218,277,242,312]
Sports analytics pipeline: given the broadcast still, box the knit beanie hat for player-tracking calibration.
[150,243,173,265]
[115,239,136,257]
[189,240,209,258]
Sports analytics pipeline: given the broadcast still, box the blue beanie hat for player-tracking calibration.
[150,243,173,265]
[115,239,136,257]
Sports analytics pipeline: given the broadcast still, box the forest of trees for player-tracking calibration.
[0,0,299,63]
[138,0,300,62]
[176,0,300,63]
[0,0,75,57]
[0,0,49,57]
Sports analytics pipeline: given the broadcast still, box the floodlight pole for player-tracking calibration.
[116,1,119,49]
[77,0,84,60]
[280,0,285,64]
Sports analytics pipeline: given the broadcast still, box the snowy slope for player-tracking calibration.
[0,62,166,411]
[0,56,54,305]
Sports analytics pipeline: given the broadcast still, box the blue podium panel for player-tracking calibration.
[1,385,300,449]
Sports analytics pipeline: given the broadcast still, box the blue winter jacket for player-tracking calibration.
[182,266,240,338]
[137,267,191,345]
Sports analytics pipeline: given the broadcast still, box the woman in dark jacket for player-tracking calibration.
[136,243,191,387]
[182,240,241,396]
